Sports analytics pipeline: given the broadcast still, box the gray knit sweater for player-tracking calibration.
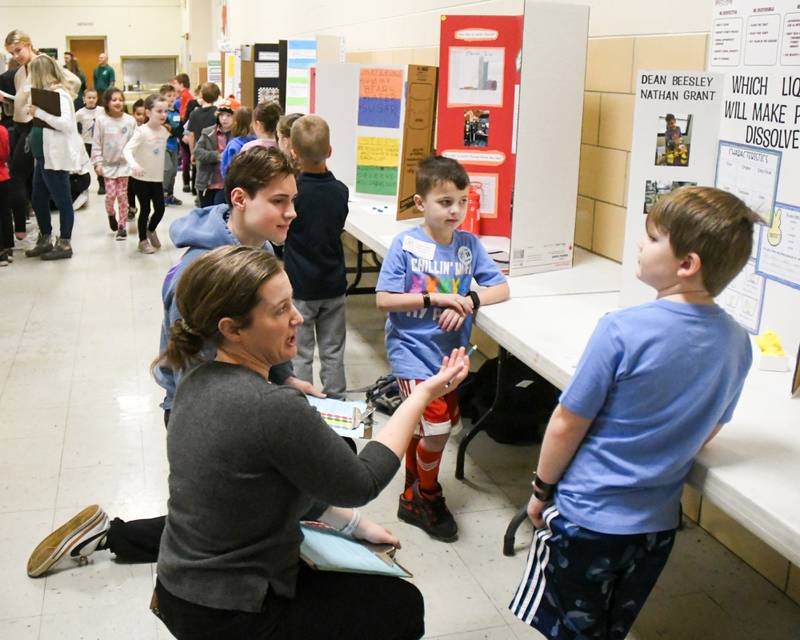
[157,362,400,612]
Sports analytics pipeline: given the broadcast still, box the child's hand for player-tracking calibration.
[527,492,549,529]
[419,347,469,400]
[353,516,400,548]
[438,308,466,332]
[131,163,145,178]
[95,165,104,177]
[431,293,472,315]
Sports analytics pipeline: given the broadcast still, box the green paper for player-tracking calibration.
[356,165,398,196]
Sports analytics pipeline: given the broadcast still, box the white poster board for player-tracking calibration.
[313,64,360,188]
[509,1,589,276]
[621,71,724,306]
[709,0,800,352]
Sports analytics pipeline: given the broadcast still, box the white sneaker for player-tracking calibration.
[72,190,89,210]
[147,229,161,249]
[27,505,110,577]
[138,239,155,254]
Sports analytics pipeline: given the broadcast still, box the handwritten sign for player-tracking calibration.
[358,68,403,128]
[357,136,400,167]
[356,165,398,196]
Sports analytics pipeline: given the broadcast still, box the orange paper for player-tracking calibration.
[359,68,404,100]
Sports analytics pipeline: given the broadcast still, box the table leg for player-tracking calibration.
[455,347,508,480]
[346,240,380,296]
[503,504,529,556]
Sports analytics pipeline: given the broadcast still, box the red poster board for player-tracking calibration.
[436,15,523,238]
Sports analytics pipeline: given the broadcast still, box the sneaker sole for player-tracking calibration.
[27,505,105,577]
[397,505,459,542]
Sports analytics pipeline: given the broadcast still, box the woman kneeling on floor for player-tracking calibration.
[150,245,469,639]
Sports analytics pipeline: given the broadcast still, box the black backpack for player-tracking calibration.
[459,355,560,444]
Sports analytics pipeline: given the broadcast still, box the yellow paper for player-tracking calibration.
[357,136,400,167]
[756,330,785,357]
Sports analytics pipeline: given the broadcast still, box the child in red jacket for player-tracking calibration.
[0,124,12,266]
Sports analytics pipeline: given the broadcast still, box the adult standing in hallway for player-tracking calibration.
[2,30,81,244]
[63,51,87,109]
[93,52,114,96]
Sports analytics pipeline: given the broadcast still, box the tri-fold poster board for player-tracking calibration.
[622,0,800,364]
[313,2,589,277]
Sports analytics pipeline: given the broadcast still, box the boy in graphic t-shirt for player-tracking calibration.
[376,156,509,542]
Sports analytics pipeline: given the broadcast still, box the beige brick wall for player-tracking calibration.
[576,33,708,261]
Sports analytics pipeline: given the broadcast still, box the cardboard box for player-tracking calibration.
[397,65,438,220]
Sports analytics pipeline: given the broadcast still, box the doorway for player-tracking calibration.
[66,37,107,91]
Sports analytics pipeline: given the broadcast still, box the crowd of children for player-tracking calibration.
[6,26,764,640]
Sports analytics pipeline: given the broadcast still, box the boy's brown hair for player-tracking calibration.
[415,155,470,197]
[231,107,253,138]
[224,145,297,202]
[159,83,175,96]
[175,73,191,89]
[278,112,303,139]
[200,82,220,104]
[648,186,761,296]
[290,115,330,164]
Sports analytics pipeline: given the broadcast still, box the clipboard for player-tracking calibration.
[299,521,412,578]
[30,87,60,130]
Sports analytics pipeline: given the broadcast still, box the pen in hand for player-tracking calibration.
[443,345,477,390]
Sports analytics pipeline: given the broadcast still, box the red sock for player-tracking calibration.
[416,439,446,499]
[403,436,420,500]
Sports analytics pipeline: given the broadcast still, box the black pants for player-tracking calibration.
[9,121,32,233]
[49,173,90,209]
[154,563,424,640]
[85,144,104,191]
[128,176,141,210]
[0,180,12,251]
[135,180,165,241]
[199,188,221,208]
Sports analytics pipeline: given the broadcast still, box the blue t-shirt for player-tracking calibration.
[377,226,506,379]
[556,299,752,535]
[166,108,181,152]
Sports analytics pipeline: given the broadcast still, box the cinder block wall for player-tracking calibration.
[345,36,800,605]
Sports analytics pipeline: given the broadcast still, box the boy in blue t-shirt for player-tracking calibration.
[160,83,183,206]
[510,187,760,639]
[376,156,509,541]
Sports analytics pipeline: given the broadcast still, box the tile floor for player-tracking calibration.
[1,183,799,639]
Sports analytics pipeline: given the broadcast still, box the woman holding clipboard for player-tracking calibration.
[3,30,80,252]
[24,54,87,260]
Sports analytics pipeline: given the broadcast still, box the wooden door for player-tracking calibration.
[67,38,107,91]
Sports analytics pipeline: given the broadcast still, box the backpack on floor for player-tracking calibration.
[365,374,402,416]
[458,355,560,444]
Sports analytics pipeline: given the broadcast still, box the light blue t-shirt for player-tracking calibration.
[556,299,752,535]
[377,226,506,379]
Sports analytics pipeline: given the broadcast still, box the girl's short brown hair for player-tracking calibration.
[101,87,125,111]
[153,246,284,373]
[253,100,282,135]
[224,145,297,202]
[231,107,253,138]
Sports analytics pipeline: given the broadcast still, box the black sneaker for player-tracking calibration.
[0,251,9,267]
[182,184,191,193]
[98,186,106,195]
[398,482,458,542]
[108,216,118,232]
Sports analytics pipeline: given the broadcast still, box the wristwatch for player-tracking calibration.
[422,293,431,309]
[531,472,556,502]
[468,291,481,311]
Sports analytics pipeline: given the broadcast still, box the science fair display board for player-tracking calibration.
[313,63,437,209]
[709,0,800,356]
[435,3,589,275]
[621,71,725,308]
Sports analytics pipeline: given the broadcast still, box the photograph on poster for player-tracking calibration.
[448,47,504,107]
[756,202,800,290]
[468,173,498,217]
[655,113,693,166]
[464,110,489,147]
[258,87,280,103]
[715,141,781,226]
[643,180,698,214]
